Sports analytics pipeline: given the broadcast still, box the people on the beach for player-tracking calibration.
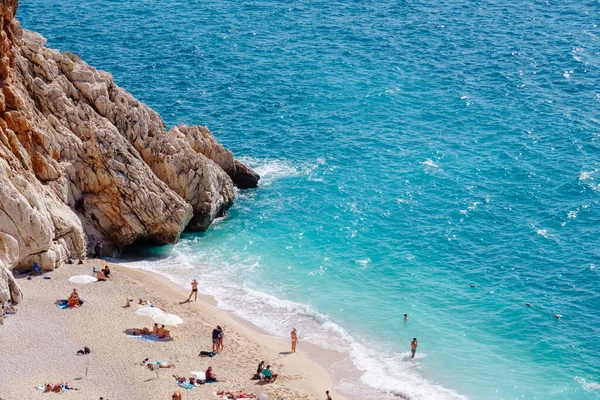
[3,300,16,314]
[218,326,224,352]
[217,390,256,399]
[411,338,418,358]
[187,279,198,302]
[172,391,182,400]
[96,269,106,281]
[212,326,221,353]
[152,323,159,335]
[262,365,278,382]
[68,289,81,308]
[126,327,152,336]
[145,360,176,370]
[291,328,298,353]
[157,324,171,339]
[205,366,218,382]
[253,361,265,379]
[103,265,111,278]
[326,390,333,400]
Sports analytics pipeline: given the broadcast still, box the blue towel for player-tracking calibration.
[57,299,85,309]
[178,382,195,390]
[128,334,171,342]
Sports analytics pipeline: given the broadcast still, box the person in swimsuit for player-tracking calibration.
[152,323,159,335]
[172,392,182,400]
[187,279,199,302]
[102,265,111,278]
[96,269,106,281]
[411,338,418,358]
[291,328,298,353]
[68,289,81,308]
[404,314,408,321]
[326,390,333,400]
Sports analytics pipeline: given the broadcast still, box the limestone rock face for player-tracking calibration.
[0,0,258,303]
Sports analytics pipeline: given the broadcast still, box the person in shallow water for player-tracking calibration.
[411,338,418,358]
[187,279,198,302]
[291,328,298,353]
[404,313,408,321]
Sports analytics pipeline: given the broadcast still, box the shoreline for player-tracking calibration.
[0,259,348,400]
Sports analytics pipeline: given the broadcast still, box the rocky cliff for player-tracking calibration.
[0,0,259,304]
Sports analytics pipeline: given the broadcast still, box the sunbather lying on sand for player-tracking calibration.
[125,327,152,336]
[217,389,256,399]
[144,360,176,370]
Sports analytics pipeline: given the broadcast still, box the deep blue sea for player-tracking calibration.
[18,1,600,398]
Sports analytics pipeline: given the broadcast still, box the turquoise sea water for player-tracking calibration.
[18,1,600,399]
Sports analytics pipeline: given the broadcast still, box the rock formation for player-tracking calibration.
[0,0,259,304]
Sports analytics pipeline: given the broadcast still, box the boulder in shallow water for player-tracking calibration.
[232,160,260,189]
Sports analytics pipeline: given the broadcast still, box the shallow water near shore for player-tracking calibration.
[18,0,600,399]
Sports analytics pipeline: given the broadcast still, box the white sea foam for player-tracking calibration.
[113,247,467,400]
[422,159,439,168]
[575,376,600,391]
[237,156,327,186]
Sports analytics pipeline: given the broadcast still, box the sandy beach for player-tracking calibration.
[0,259,347,400]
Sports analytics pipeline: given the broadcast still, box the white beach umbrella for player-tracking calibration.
[68,275,98,284]
[152,313,183,326]
[135,306,164,318]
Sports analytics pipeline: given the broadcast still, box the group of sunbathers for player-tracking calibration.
[252,361,278,382]
[1,300,17,324]
[127,323,172,339]
[95,266,111,281]
[39,382,76,392]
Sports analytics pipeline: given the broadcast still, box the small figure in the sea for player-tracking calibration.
[411,338,418,359]
[554,314,561,320]
[326,390,333,400]
[291,328,298,353]
[470,284,476,288]
[404,313,408,321]
[187,279,198,302]
[525,303,531,307]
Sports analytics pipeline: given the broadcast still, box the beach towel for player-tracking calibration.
[128,334,171,342]
[178,382,195,390]
[199,350,215,357]
[57,299,85,309]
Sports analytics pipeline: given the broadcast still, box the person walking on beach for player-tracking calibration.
[291,328,298,353]
[411,338,418,358]
[187,279,198,302]
[212,326,220,354]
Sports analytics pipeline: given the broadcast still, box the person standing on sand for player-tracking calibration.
[187,279,198,302]
[212,326,220,353]
[218,326,224,352]
[291,328,298,353]
[411,338,418,358]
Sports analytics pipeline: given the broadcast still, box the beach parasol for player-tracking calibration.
[152,313,183,326]
[68,275,97,284]
[135,306,164,318]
